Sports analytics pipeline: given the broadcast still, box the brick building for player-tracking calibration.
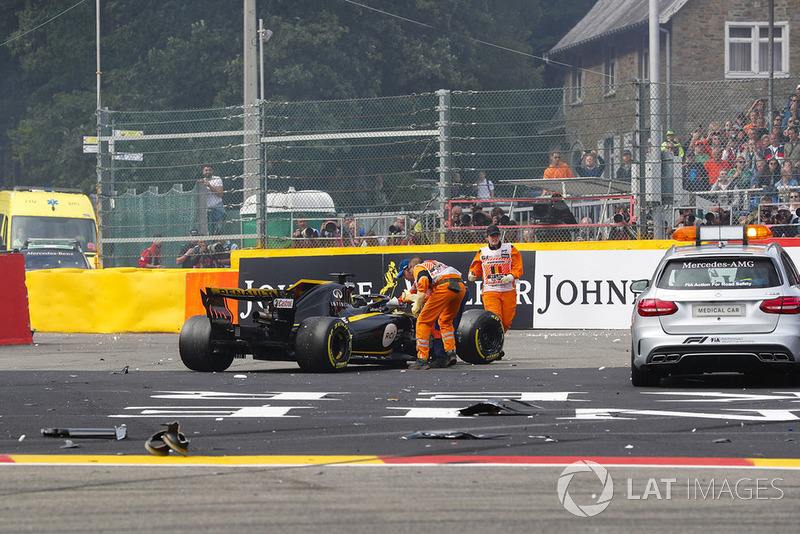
[543,0,800,177]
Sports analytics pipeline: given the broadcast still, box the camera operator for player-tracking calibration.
[549,193,578,225]
[319,213,341,238]
[292,213,319,248]
[388,217,412,245]
[389,217,405,236]
[176,229,202,268]
[703,207,728,226]
[773,208,797,237]
[293,214,319,238]
[192,240,218,268]
[208,235,234,267]
[449,205,467,227]
[470,203,492,226]
[608,212,633,240]
[674,208,696,229]
[446,205,471,244]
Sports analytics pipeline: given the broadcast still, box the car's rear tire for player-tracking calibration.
[631,364,660,386]
[630,342,660,386]
[455,309,504,364]
[295,317,352,372]
[179,315,234,372]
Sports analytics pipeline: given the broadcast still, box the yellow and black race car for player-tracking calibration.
[179,273,504,372]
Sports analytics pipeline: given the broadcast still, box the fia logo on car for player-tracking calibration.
[382,324,398,347]
[682,336,708,344]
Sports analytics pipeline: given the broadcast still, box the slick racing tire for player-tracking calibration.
[295,317,352,372]
[179,315,234,372]
[455,309,504,364]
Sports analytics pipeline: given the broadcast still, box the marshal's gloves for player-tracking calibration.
[468,271,477,282]
[410,292,426,316]
[500,274,514,284]
[400,289,414,302]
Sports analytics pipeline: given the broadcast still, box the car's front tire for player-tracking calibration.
[456,310,504,364]
[295,317,352,372]
[179,315,234,372]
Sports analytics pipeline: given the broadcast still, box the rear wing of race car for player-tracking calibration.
[200,281,332,325]
[201,287,284,325]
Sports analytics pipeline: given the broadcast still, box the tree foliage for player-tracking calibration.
[0,0,594,191]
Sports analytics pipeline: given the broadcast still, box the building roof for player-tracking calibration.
[546,0,689,57]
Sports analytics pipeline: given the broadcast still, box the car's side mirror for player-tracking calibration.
[631,279,649,294]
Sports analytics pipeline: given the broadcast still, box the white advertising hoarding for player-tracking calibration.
[532,249,666,329]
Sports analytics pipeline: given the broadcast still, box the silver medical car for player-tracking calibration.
[630,225,800,386]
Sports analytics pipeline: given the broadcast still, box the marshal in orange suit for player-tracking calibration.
[468,225,523,332]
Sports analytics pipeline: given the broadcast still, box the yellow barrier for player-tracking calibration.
[26,268,188,333]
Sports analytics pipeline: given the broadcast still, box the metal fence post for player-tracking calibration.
[244,101,261,244]
[634,79,647,238]
[436,89,451,241]
[96,107,110,267]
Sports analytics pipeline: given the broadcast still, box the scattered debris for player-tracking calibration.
[457,398,537,416]
[110,365,129,374]
[145,421,189,456]
[713,438,731,444]
[528,435,558,442]
[60,440,80,449]
[402,430,509,440]
[41,425,127,440]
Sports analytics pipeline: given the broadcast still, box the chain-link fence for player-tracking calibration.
[96,78,800,266]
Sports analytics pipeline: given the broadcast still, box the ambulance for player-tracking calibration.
[0,187,99,267]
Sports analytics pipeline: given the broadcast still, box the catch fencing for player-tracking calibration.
[95,78,800,266]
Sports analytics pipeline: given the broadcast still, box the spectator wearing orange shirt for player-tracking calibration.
[543,150,574,179]
[704,147,730,186]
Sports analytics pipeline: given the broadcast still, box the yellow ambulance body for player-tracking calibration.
[0,187,99,267]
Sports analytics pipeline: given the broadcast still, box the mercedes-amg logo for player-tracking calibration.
[557,460,614,517]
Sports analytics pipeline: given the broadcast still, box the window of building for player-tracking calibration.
[638,37,649,82]
[571,55,583,103]
[725,22,789,78]
[604,46,616,95]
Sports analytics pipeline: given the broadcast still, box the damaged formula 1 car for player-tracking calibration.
[179,273,504,372]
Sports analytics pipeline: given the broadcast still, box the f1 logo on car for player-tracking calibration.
[683,336,708,344]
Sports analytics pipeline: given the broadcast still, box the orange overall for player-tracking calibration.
[412,260,464,360]
[469,242,523,331]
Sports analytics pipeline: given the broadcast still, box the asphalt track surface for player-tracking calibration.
[1,330,800,533]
